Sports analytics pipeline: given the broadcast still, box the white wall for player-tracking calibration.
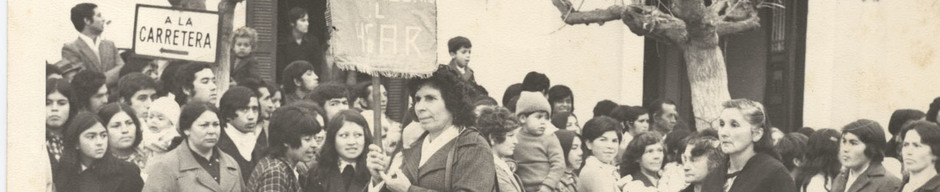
[437,0,645,121]
[804,0,940,132]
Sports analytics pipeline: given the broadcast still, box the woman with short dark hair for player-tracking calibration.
[887,109,927,159]
[619,131,664,188]
[306,110,372,192]
[898,121,940,192]
[53,112,144,192]
[578,116,623,192]
[365,66,495,192]
[715,99,796,192]
[143,102,244,192]
[832,119,902,192]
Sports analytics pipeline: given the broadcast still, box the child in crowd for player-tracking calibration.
[446,36,475,83]
[513,91,566,192]
[231,26,262,85]
[143,97,181,156]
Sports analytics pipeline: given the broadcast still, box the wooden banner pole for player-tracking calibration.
[372,75,383,151]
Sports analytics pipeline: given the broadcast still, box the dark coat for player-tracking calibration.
[831,163,902,192]
[725,153,798,192]
[304,159,370,192]
[276,36,324,84]
[444,61,475,84]
[231,56,263,84]
[383,127,496,192]
[52,155,144,192]
[217,128,269,182]
[906,175,940,192]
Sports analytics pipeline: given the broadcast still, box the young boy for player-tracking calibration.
[513,91,566,192]
[447,36,475,84]
[231,26,263,85]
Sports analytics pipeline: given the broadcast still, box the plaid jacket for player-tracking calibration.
[247,156,302,192]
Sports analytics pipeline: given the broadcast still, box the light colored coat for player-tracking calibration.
[143,142,245,192]
[59,37,124,84]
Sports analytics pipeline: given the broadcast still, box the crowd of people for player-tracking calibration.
[44,2,940,192]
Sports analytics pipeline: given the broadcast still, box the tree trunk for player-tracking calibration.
[682,44,731,130]
[216,0,237,94]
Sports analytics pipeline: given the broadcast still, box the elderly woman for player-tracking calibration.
[897,121,940,192]
[53,112,144,192]
[143,102,244,192]
[578,116,624,192]
[715,99,796,192]
[678,131,725,192]
[366,67,496,192]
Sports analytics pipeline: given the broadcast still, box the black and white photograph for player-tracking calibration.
[8,0,940,191]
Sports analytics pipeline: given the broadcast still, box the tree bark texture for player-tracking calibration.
[216,0,238,94]
[552,0,762,129]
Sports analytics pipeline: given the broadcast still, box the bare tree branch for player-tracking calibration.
[552,0,624,25]
[715,1,760,36]
[621,5,688,45]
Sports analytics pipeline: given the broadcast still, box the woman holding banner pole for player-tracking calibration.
[365,66,496,192]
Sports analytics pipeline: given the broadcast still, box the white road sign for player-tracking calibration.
[133,5,219,63]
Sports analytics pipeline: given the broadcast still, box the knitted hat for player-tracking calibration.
[150,97,181,126]
[515,91,551,116]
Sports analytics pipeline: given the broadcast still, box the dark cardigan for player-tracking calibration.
[53,155,144,192]
[304,159,371,192]
[724,153,797,192]
[904,175,940,192]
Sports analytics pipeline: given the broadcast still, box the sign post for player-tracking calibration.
[133,5,220,64]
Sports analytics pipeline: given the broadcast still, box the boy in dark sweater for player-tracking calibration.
[512,91,566,192]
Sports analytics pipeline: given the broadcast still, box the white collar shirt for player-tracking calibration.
[419,126,459,167]
[339,159,357,174]
[225,123,261,161]
[78,34,102,63]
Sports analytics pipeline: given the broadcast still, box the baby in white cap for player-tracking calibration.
[143,97,181,155]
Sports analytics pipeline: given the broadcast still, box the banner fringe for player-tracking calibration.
[335,63,436,79]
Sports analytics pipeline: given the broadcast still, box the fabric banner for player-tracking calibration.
[329,0,437,78]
